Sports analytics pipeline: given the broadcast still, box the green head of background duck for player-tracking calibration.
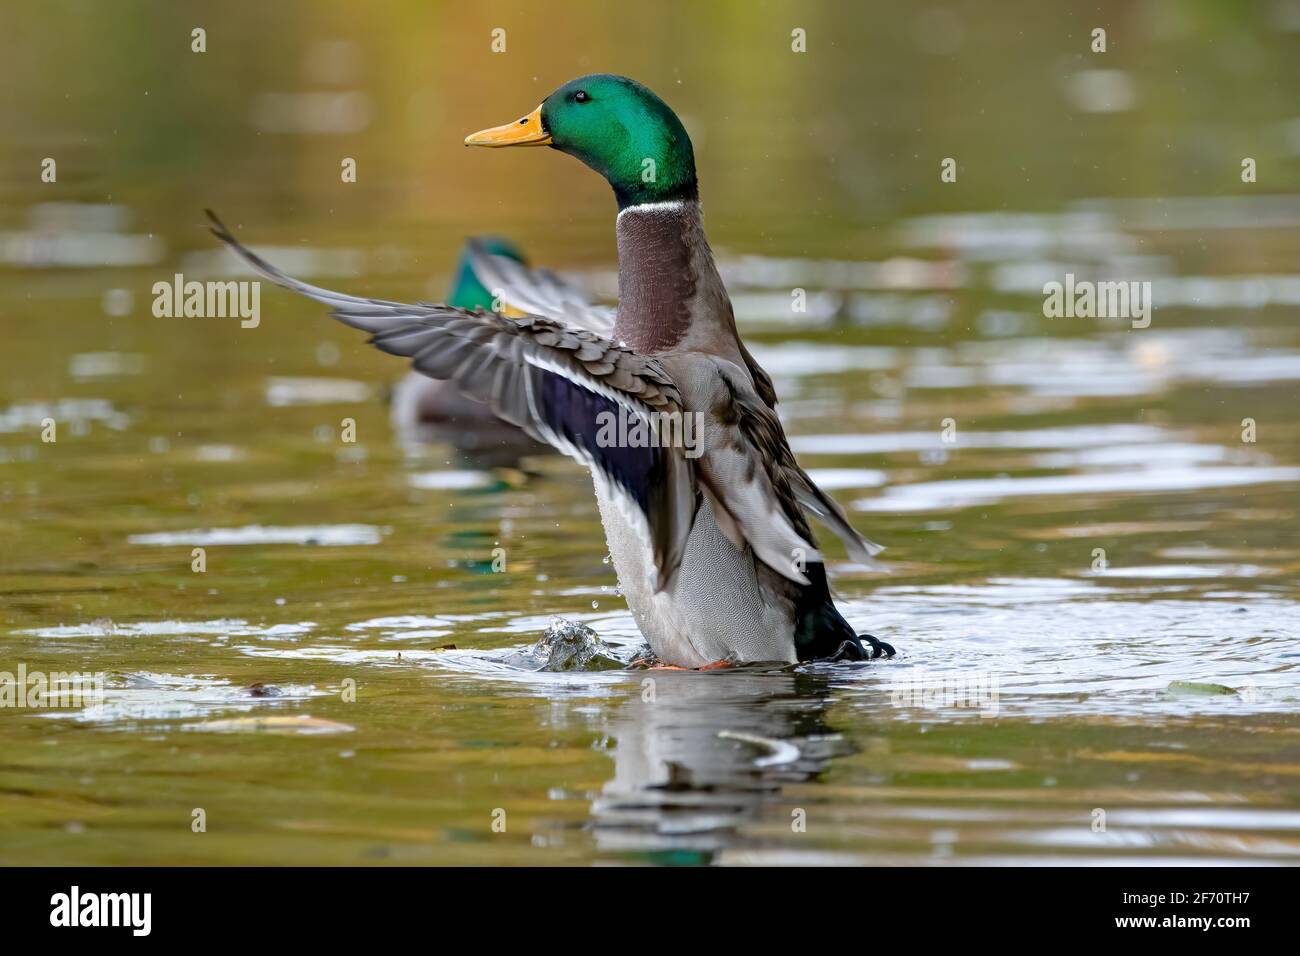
[450,236,526,311]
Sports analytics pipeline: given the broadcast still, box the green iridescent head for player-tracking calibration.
[466,74,698,210]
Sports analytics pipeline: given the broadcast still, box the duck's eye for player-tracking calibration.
[573,90,590,103]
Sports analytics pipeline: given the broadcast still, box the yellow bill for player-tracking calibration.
[464,105,552,147]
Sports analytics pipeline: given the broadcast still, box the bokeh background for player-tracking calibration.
[2,1,1299,865]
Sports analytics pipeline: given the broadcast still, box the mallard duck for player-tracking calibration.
[208,73,894,667]
[390,237,552,466]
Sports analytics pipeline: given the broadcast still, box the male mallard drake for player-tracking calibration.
[209,73,894,667]
[390,237,552,466]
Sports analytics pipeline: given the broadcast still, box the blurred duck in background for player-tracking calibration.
[391,237,613,468]
[389,237,542,466]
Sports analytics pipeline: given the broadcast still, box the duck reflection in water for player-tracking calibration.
[588,667,850,862]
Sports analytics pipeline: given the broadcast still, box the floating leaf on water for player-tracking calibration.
[183,714,354,735]
[1167,680,1239,697]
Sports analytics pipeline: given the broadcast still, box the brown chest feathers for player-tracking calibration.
[613,202,700,353]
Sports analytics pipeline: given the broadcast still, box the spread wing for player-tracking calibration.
[206,211,695,589]
[785,460,885,566]
[703,359,883,571]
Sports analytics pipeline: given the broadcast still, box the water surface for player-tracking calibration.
[2,1,1299,866]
